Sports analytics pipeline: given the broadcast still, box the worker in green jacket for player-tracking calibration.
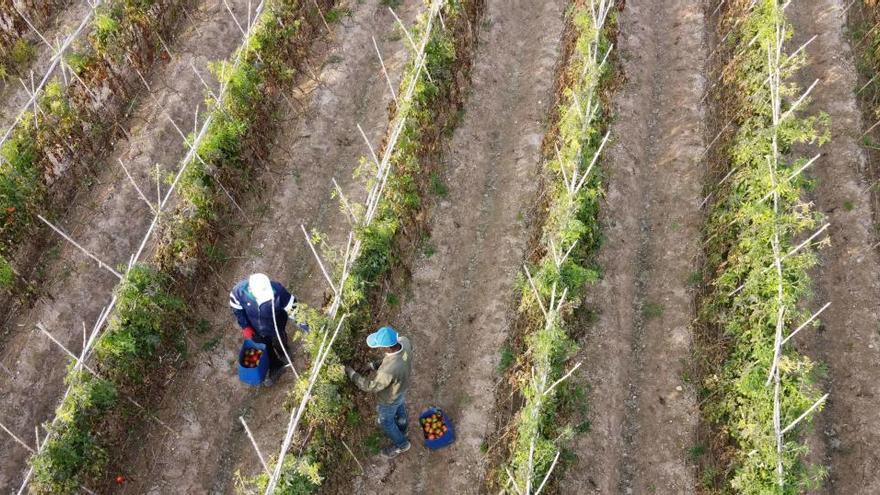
[345,326,413,458]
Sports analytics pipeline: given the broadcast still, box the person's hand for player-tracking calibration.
[369,361,380,371]
[298,322,310,333]
[241,326,255,339]
[344,365,356,380]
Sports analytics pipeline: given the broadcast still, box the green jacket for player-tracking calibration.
[352,336,413,404]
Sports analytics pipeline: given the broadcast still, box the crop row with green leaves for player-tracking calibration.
[699,0,828,492]
[0,0,187,290]
[238,1,480,492]
[496,2,613,493]
[26,1,329,492]
[850,0,880,205]
[0,0,67,80]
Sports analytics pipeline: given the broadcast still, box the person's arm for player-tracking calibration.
[347,367,392,394]
[272,281,297,314]
[229,290,249,329]
[230,287,255,338]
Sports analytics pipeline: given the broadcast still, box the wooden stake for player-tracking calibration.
[240,416,271,475]
[373,36,398,104]
[37,215,123,280]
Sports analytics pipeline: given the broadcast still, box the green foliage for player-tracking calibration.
[238,454,322,494]
[10,38,36,68]
[30,371,118,494]
[0,0,176,292]
[0,254,14,289]
[94,265,184,386]
[429,171,449,197]
[497,343,514,373]
[29,265,182,492]
[699,1,827,492]
[245,2,473,492]
[501,4,613,492]
[28,1,315,489]
[157,0,305,275]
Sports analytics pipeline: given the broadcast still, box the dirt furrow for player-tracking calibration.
[560,0,707,493]
[787,1,880,492]
[112,2,422,492]
[347,1,565,493]
[0,0,92,130]
[0,0,258,489]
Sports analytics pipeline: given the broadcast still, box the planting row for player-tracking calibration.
[0,0,67,80]
[0,0,188,290]
[493,1,614,493]
[239,1,481,492]
[24,1,331,492]
[852,1,880,216]
[698,0,828,492]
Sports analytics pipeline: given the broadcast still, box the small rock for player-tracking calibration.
[675,385,683,392]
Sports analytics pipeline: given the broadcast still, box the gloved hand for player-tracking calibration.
[368,360,381,371]
[242,326,255,339]
[298,322,310,333]
[344,365,356,380]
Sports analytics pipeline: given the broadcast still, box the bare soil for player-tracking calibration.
[559,0,707,493]
[347,1,565,493]
[0,0,260,489]
[112,1,424,492]
[787,1,880,493]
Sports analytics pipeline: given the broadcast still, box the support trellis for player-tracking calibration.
[259,2,446,492]
[0,0,105,161]
[763,3,829,487]
[1,2,274,492]
[504,0,613,493]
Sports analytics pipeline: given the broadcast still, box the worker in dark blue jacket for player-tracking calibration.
[229,273,301,385]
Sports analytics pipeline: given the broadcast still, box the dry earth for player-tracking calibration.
[0,0,256,489]
[788,0,880,493]
[560,0,707,493]
[349,0,565,493]
[114,1,422,492]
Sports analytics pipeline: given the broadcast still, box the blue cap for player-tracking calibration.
[366,326,398,348]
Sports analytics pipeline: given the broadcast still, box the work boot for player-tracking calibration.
[381,441,411,459]
[262,374,275,387]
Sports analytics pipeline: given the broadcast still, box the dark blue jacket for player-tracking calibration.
[229,279,296,338]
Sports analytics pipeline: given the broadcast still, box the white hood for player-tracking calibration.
[248,273,274,305]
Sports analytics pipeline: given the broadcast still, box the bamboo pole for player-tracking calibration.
[37,215,123,280]
[239,416,271,475]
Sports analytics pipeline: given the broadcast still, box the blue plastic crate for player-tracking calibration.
[419,406,455,450]
[238,339,270,386]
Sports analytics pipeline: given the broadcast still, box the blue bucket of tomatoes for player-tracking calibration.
[238,339,269,386]
[419,406,455,450]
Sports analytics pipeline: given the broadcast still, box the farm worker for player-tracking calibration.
[345,326,413,459]
[229,273,303,386]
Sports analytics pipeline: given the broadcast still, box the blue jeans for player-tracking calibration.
[377,395,408,448]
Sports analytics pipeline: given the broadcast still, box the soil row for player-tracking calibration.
[0,0,194,325]
[799,0,880,492]
[0,0,269,489]
[111,0,426,492]
[558,0,707,492]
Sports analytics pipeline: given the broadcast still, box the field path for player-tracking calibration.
[788,1,880,492]
[560,0,707,493]
[0,0,257,489]
[113,1,422,492]
[350,1,565,493]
